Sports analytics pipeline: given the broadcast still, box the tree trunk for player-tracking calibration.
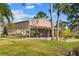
[56,10,60,41]
[50,3,54,40]
[0,22,2,36]
[0,13,4,37]
[72,29,75,38]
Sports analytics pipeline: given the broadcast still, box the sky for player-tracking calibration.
[8,3,67,25]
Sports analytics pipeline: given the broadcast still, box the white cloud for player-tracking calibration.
[14,13,35,19]
[11,10,23,14]
[13,14,35,22]
[25,5,35,9]
[11,10,35,22]
[23,3,42,9]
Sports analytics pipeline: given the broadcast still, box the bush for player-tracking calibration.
[60,29,72,38]
[2,26,9,35]
[73,47,79,56]
[15,33,27,37]
[0,35,16,39]
[30,29,39,37]
[73,34,79,39]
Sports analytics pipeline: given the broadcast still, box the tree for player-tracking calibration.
[60,29,71,39]
[2,26,8,36]
[0,3,13,24]
[54,3,71,41]
[67,3,79,31]
[34,11,48,18]
[55,20,68,38]
[60,21,68,32]
[66,3,79,37]
[0,3,13,35]
[50,3,54,40]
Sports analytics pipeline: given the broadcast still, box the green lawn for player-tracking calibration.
[0,38,79,56]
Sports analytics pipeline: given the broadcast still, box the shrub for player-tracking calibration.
[2,26,9,35]
[60,29,72,38]
[73,34,79,39]
[73,47,79,56]
[15,33,27,37]
[30,29,39,37]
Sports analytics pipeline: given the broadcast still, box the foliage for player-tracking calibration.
[60,21,68,30]
[54,3,72,15]
[55,20,68,32]
[30,28,39,37]
[0,3,13,24]
[0,3,13,34]
[14,33,27,37]
[73,34,79,39]
[67,3,79,30]
[2,26,8,35]
[54,3,71,40]
[73,47,79,56]
[60,29,72,38]
[7,23,14,30]
[34,11,48,18]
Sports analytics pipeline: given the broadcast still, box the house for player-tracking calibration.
[11,18,52,37]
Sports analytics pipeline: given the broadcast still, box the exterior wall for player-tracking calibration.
[11,18,51,37]
[14,21,29,29]
[30,18,51,28]
[11,21,29,35]
[30,18,51,37]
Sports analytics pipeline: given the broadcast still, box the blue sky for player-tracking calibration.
[8,3,67,25]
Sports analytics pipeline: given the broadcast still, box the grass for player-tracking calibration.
[0,38,79,56]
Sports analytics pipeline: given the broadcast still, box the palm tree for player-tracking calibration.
[54,3,71,41]
[54,4,62,40]
[50,3,54,40]
[0,3,13,35]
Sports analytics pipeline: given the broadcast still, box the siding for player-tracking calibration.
[11,18,51,35]
[14,21,29,29]
[30,18,51,28]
